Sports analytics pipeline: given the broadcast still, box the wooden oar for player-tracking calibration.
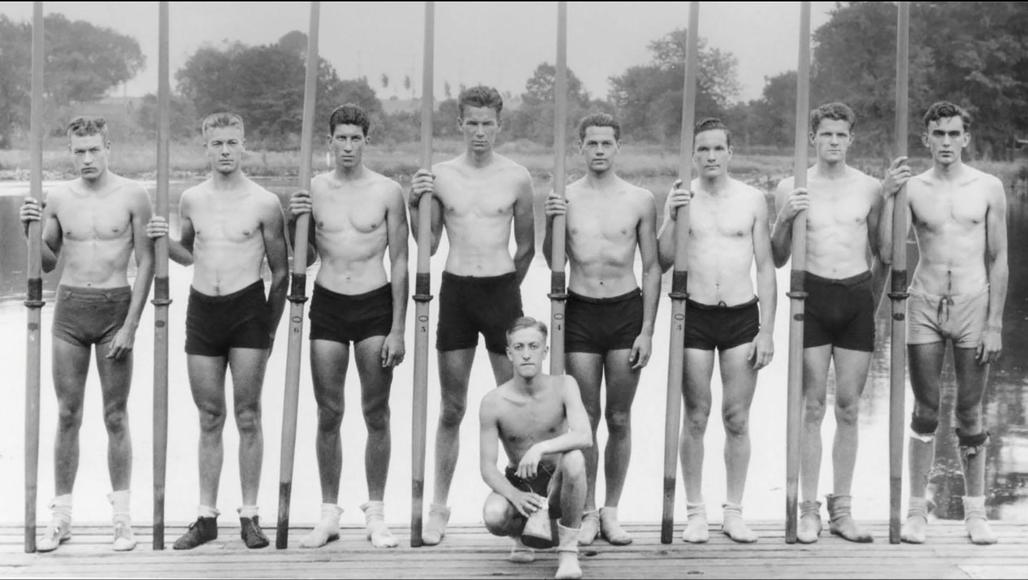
[275,1,320,549]
[661,1,699,545]
[548,1,568,376]
[784,1,811,545]
[889,1,910,545]
[23,0,45,555]
[410,0,435,548]
[152,0,172,551]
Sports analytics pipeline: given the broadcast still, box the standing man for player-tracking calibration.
[480,317,590,579]
[770,103,882,543]
[147,112,289,550]
[408,85,536,545]
[542,113,660,545]
[880,101,1007,545]
[658,118,776,544]
[288,104,408,549]
[19,116,154,552]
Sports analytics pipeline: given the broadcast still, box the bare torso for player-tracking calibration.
[908,166,998,295]
[782,167,880,278]
[564,177,652,297]
[434,154,528,276]
[686,177,764,305]
[48,173,147,288]
[488,376,569,467]
[310,170,402,294]
[182,176,277,295]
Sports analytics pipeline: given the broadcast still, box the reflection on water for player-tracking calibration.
[0,175,1024,525]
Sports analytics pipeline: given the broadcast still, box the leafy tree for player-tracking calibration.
[381,73,390,91]
[0,14,145,147]
[608,28,740,144]
[135,93,198,140]
[508,62,599,145]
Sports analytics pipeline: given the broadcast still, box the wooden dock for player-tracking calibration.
[2,521,1026,578]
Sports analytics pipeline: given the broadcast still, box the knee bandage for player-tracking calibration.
[956,428,990,458]
[909,414,938,441]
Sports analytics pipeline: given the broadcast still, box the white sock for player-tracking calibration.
[198,504,220,519]
[51,494,73,524]
[109,490,131,519]
[238,505,259,519]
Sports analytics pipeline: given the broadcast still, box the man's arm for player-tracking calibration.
[878,157,913,266]
[657,180,689,272]
[261,196,290,345]
[409,169,444,256]
[541,192,565,270]
[515,375,593,479]
[383,184,410,368]
[39,197,62,272]
[632,193,660,369]
[980,179,1008,364]
[750,193,777,369]
[511,170,536,286]
[107,187,155,360]
[770,178,803,268]
[479,395,537,513]
[287,188,318,268]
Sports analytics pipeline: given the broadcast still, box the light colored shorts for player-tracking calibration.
[906,286,988,348]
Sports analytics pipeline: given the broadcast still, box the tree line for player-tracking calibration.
[1,3,1026,159]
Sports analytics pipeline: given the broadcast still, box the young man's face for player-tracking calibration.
[506,327,548,380]
[693,129,732,179]
[69,134,110,183]
[330,123,367,170]
[204,126,246,175]
[458,106,500,154]
[580,125,620,175]
[923,116,969,167]
[810,118,852,165]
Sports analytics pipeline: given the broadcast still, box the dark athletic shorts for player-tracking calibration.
[505,463,561,519]
[804,271,875,352]
[565,288,643,354]
[684,297,760,351]
[52,285,131,348]
[185,280,270,356]
[437,271,523,354]
[309,283,393,345]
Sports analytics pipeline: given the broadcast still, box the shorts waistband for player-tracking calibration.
[908,285,989,303]
[686,296,759,311]
[804,270,872,286]
[190,279,265,303]
[568,287,641,305]
[58,285,132,302]
[442,270,516,284]
[314,282,391,301]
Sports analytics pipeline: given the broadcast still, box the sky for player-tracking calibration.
[0,2,836,103]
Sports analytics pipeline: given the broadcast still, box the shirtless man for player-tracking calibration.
[409,85,536,544]
[287,104,408,549]
[657,118,776,544]
[542,113,660,546]
[480,317,590,579]
[19,116,154,553]
[147,112,289,550]
[880,101,1007,545]
[771,103,882,543]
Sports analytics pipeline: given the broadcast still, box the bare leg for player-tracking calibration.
[952,347,995,544]
[52,339,91,496]
[718,344,758,543]
[798,345,831,543]
[680,348,715,543]
[187,354,229,510]
[355,336,398,548]
[557,451,586,580]
[95,341,134,492]
[565,352,603,544]
[902,342,944,543]
[487,349,514,385]
[426,347,475,545]
[826,347,873,542]
[228,348,268,507]
[599,348,639,544]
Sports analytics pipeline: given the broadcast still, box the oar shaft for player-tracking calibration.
[410,0,435,548]
[549,1,568,376]
[152,0,171,551]
[785,1,811,545]
[276,0,319,549]
[661,0,699,545]
[24,0,45,555]
[889,0,910,546]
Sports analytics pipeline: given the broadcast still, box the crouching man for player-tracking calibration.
[479,317,592,579]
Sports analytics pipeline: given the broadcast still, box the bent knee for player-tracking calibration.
[483,497,516,536]
[560,450,586,479]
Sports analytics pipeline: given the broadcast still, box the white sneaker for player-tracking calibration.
[112,518,137,551]
[37,518,71,553]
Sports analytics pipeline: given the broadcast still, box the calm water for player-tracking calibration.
[0,175,1025,528]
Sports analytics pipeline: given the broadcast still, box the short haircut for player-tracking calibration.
[578,113,621,142]
[694,117,732,148]
[810,102,856,133]
[201,112,245,138]
[66,116,110,142]
[506,316,549,343]
[328,103,371,137]
[457,85,503,119]
[923,101,971,131]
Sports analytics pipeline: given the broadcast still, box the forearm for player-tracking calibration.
[266,271,289,335]
[167,238,193,266]
[390,262,408,334]
[879,197,895,265]
[542,219,555,269]
[513,243,535,286]
[124,256,155,327]
[656,221,676,272]
[482,466,521,500]
[986,258,1008,329]
[533,430,591,456]
[640,263,661,336]
[757,266,777,331]
[40,243,59,272]
[770,216,793,267]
